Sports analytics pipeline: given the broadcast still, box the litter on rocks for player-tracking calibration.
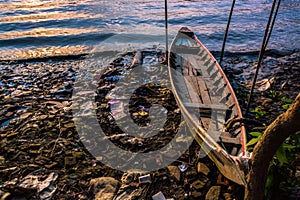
[152,191,167,200]
[139,174,152,184]
[178,163,188,172]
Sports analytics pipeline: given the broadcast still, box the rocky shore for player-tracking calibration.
[0,49,299,199]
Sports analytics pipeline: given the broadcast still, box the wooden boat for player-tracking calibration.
[168,27,248,185]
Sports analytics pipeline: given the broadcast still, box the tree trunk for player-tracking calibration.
[245,92,300,200]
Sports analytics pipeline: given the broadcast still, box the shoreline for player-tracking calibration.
[1,48,299,63]
[0,49,299,199]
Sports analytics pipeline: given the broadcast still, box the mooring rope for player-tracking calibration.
[245,0,281,116]
[264,0,281,50]
[219,0,236,65]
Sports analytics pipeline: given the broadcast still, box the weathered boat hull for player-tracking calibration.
[168,27,247,185]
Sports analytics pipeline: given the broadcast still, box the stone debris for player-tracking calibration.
[205,186,221,200]
[197,162,210,176]
[0,50,298,199]
[1,171,58,200]
[90,177,121,200]
[167,165,181,182]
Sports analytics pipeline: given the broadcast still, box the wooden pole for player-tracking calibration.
[219,0,236,65]
[245,0,278,116]
[264,0,281,50]
[165,0,169,61]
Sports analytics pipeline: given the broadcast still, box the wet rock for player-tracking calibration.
[191,190,202,198]
[0,156,4,164]
[185,167,198,181]
[64,156,77,168]
[205,186,221,200]
[172,187,186,199]
[197,162,210,176]
[0,191,10,200]
[90,177,121,200]
[1,172,58,200]
[121,171,138,186]
[223,192,233,200]
[1,49,297,199]
[114,184,146,200]
[44,162,58,169]
[167,166,181,182]
[261,97,273,106]
[191,179,207,190]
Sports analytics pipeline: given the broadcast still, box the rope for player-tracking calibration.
[245,0,281,116]
[164,0,169,61]
[219,0,236,65]
[264,0,281,50]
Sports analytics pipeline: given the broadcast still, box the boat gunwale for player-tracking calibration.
[168,27,247,156]
[193,35,247,155]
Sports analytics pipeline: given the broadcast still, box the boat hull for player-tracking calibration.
[168,27,247,185]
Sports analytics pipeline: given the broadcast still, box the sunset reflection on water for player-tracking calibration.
[0,0,299,60]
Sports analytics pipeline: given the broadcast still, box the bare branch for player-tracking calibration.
[245,92,300,200]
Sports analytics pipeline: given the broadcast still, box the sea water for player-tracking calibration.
[0,0,299,60]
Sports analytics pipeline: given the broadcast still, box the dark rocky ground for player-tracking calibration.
[221,49,300,200]
[0,49,299,200]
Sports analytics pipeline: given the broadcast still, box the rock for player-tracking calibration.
[1,172,58,200]
[167,166,181,182]
[197,162,210,176]
[0,156,4,164]
[4,49,298,199]
[172,186,185,199]
[185,167,198,181]
[64,156,77,168]
[114,185,145,200]
[191,179,207,190]
[191,190,202,198]
[0,191,10,200]
[90,177,121,200]
[262,98,273,106]
[121,171,138,185]
[223,192,233,200]
[205,186,221,200]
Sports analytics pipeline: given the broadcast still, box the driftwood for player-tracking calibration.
[245,92,300,200]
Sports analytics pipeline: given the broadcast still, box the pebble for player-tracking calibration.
[0,192,10,200]
[197,162,210,176]
[205,186,221,200]
[90,177,121,200]
[191,179,207,190]
[223,192,233,200]
[1,50,298,199]
[167,166,181,182]
[191,190,202,198]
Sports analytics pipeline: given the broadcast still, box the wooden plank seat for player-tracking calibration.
[218,131,241,145]
[184,101,232,122]
[172,46,200,54]
[183,102,229,111]
[183,71,214,129]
